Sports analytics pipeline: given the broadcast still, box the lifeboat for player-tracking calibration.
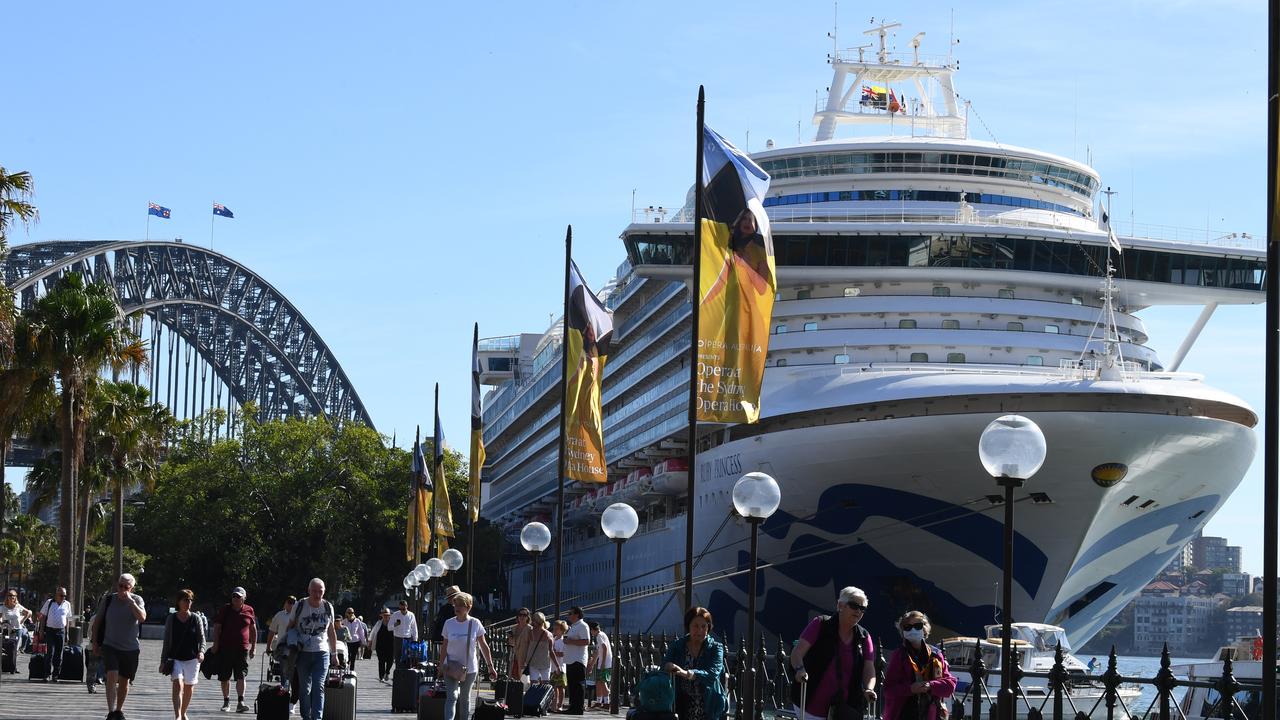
[648,458,689,495]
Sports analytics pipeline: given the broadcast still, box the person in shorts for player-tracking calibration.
[211,586,257,713]
[587,621,612,709]
[90,573,147,720]
[162,589,207,720]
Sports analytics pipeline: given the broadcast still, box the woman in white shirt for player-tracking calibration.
[439,592,496,720]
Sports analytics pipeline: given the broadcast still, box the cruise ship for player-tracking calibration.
[476,25,1265,648]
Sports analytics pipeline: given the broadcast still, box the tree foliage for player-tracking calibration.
[131,414,488,615]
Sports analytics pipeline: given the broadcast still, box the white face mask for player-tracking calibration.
[903,628,925,642]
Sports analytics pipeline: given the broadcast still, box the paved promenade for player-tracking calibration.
[0,638,620,720]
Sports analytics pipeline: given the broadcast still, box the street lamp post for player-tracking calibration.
[425,557,446,637]
[442,548,465,583]
[521,522,552,612]
[601,502,639,716]
[732,472,782,720]
[978,415,1047,720]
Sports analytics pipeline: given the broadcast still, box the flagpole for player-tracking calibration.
[553,224,573,620]
[210,211,215,251]
[414,425,422,564]
[683,86,705,612]
[432,382,441,646]
[468,323,479,594]
[146,213,151,242]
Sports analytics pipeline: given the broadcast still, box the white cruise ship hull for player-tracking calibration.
[536,376,1255,648]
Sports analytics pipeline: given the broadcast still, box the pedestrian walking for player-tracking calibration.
[369,607,395,682]
[789,586,878,720]
[342,607,367,671]
[288,577,339,720]
[508,607,532,680]
[89,573,147,720]
[662,607,727,720]
[588,621,614,709]
[211,586,257,713]
[551,620,568,711]
[36,586,73,682]
[439,591,496,720]
[883,611,956,720]
[563,606,591,714]
[264,596,296,670]
[431,586,460,650]
[161,589,207,720]
[524,611,559,685]
[389,598,418,665]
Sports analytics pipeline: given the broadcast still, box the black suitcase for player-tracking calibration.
[393,666,428,712]
[474,699,508,720]
[523,684,554,717]
[60,644,85,681]
[417,683,447,720]
[255,682,290,720]
[28,652,49,681]
[495,676,525,716]
[2,638,16,673]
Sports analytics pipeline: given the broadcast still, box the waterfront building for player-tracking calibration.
[1133,594,1218,655]
[1224,606,1263,644]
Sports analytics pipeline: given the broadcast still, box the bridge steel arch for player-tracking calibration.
[2,240,374,428]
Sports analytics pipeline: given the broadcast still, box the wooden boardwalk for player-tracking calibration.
[0,638,624,720]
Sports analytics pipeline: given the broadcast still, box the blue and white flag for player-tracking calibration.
[212,203,235,219]
[148,203,171,219]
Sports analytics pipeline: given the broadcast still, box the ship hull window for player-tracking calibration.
[947,353,966,363]
[909,352,929,362]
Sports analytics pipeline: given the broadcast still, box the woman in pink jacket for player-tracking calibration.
[883,611,957,720]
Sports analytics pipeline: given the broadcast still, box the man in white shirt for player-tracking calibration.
[264,595,296,658]
[586,622,612,709]
[390,599,418,666]
[37,587,73,681]
[562,607,591,715]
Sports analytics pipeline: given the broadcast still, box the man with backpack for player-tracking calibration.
[89,573,147,720]
[35,586,73,682]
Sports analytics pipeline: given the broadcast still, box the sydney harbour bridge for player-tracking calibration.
[2,240,373,460]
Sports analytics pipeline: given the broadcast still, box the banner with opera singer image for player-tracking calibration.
[696,125,775,424]
[563,260,614,484]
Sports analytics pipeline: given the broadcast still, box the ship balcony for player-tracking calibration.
[477,334,522,384]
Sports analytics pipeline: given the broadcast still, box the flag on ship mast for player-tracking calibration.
[695,125,776,423]
[406,426,432,560]
[469,323,486,523]
[1100,209,1122,254]
[432,383,455,554]
[563,260,614,484]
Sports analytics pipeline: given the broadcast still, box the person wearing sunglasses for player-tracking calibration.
[882,611,956,720]
[790,586,877,720]
[508,607,533,680]
[368,608,396,683]
[90,573,147,720]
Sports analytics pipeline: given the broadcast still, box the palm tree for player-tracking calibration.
[0,166,40,532]
[91,381,172,578]
[0,315,58,537]
[25,273,144,610]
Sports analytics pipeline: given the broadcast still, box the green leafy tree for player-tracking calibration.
[23,273,145,610]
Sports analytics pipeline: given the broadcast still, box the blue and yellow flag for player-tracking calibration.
[696,125,775,424]
[563,260,613,484]
[406,427,432,560]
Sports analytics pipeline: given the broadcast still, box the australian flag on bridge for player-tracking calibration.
[212,202,235,218]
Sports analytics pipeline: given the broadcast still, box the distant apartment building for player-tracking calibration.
[1192,534,1243,572]
[1133,592,1218,655]
[1220,572,1251,598]
[1224,606,1263,644]
[1162,543,1195,575]
[17,487,58,526]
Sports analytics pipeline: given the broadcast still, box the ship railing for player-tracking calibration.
[863,361,1204,384]
[949,642,1270,720]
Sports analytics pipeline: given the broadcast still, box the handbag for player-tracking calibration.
[442,618,475,681]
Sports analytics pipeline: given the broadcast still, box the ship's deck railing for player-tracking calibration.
[632,207,1265,251]
[478,335,522,353]
[860,361,1204,384]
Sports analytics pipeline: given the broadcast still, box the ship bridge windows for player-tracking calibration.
[624,233,1267,291]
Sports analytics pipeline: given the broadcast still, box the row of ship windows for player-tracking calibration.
[777,319,1066,333]
[626,235,1267,290]
[771,352,988,366]
[762,189,1082,216]
[790,287,1071,302]
[756,152,1098,197]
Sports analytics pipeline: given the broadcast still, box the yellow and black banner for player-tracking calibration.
[405,431,432,560]
[432,394,455,550]
[469,323,486,523]
[563,260,614,483]
[696,125,775,423]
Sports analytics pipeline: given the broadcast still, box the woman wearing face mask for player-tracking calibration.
[882,611,956,720]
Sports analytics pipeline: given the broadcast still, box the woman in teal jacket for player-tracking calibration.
[662,607,727,720]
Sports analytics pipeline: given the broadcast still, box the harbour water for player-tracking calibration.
[1105,656,1201,714]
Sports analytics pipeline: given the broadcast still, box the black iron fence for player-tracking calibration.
[484,626,1271,720]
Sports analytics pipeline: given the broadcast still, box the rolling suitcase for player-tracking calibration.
[253,653,290,720]
[2,637,16,673]
[28,651,49,681]
[474,699,508,720]
[495,676,525,716]
[522,684,555,717]
[59,644,85,681]
[323,669,357,720]
[417,682,447,720]
[393,666,428,712]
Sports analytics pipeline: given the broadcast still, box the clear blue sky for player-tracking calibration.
[5,1,1270,574]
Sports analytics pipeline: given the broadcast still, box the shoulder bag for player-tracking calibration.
[442,618,475,681]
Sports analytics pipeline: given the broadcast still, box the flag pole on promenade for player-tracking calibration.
[554,225,573,620]
[1261,7,1276,718]
[683,86,706,611]
[469,322,486,593]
